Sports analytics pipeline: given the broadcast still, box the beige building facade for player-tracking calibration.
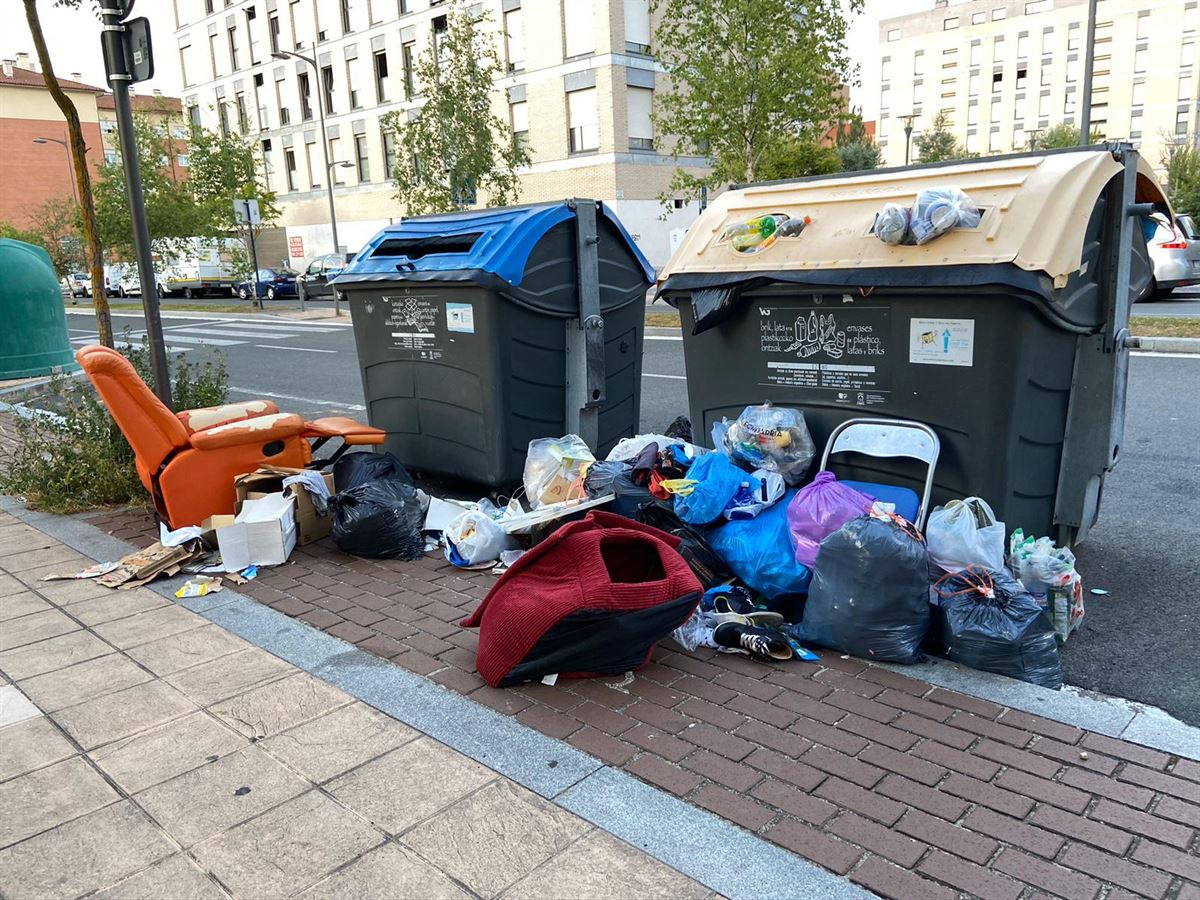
[171,0,706,267]
[876,0,1200,179]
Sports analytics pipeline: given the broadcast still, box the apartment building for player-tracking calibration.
[876,0,1200,178]
[0,56,104,230]
[97,92,191,183]
[171,0,707,267]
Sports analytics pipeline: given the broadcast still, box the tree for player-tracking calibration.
[651,0,861,200]
[382,4,529,214]
[93,111,204,262]
[835,109,881,172]
[23,0,112,345]
[1162,139,1200,218]
[1034,122,1103,149]
[913,111,973,163]
[0,196,83,277]
[757,139,841,181]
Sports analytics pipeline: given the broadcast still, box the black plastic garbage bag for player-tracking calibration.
[636,501,733,589]
[333,450,414,492]
[798,514,930,663]
[935,566,1062,689]
[584,461,653,519]
[330,480,424,560]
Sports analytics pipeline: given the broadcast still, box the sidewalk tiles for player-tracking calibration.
[7,500,1200,900]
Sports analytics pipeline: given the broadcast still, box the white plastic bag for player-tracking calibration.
[444,509,516,565]
[523,435,595,508]
[927,497,1006,573]
[1008,529,1084,644]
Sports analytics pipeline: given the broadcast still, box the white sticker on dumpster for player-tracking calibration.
[446,302,475,333]
[383,293,442,358]
[909,318,974,367]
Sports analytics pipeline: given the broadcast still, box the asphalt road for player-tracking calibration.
[1131,283,1200,317]
[65,308,1200,723]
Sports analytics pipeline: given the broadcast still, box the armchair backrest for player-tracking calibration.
[76,345,190,473]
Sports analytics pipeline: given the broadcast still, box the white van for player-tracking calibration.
[159,238,241,298]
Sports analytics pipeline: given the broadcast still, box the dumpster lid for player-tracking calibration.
[338,200,655,287]
[658,147,1169,287]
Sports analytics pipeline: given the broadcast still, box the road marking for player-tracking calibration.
[212,321,341,333]
[645,335,683,341]
[1132,351,1200,360]
[176,327,300,339]
[253,344,338,354]
[643,373,687,380]
[65,309,355,327]
[120,333,243,347]
[70,338,191,353]
[228,387,366,410]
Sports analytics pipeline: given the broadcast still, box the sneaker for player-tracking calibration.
[713,622,794,662]
[707,586,785,627]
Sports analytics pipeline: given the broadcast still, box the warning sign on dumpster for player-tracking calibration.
[382,293,442,359]
[758,303,891,407]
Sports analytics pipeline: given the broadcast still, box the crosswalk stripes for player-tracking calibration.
[68,317,343,353]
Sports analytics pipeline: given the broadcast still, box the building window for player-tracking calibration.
[511,100,529,151]
[944,16,958,30]
[236,92,249,131]
[1040,66,1051,87]
[187,104,201,129]
[1017,33,1028,59]
[1041,28,1053,55]
[1136,12,1150,41]
[624,0,651,54]
[991,101,1000,123]
[992,70,1002,92]
[993,35,1005,61]
[299,72,313,120]
[966,131,978,153]
[269,14,280,53]
[504,9,525,71]
[1130,110,1142,139]
[1181,72,1194,103]
[627,86,654,150]
[967,103,978,126]
[245,7,259,65]
[373,51,388,103]
[880,85,890,110]
[177,154,190,168]
[912,81,920,105]
[989,129,999,152]
[1025,0,1051,13]
[321,65,335,112]
[563,0,594,58]
[886,28,899,41]
[288,0,299,50]
[104,149,119,165]
[401,42,416,97]
[179,47,191,87]
[219,101,231,136]
[330,138,344,183]
[1013,123,1024,148]
[1038,93,1050,118]
[1132,81,1145,108]
[355,133,369,181]
[433,16,449,68]
[1179,108,1192,135]
[382,127,396,178]
[970,42,981,66]
[1067,22,1079,52]
[972,11,985,25]
[1064,87,1076,114]
[969,72,980,95]
[276,77,291,125]
[992,8,1006,20]
[1183,39,1196,68]
[306,142,320,188]
[228,26,241,70]
[346,61,360,108]
[567,87,598,153]
[1016,66,1027,90]
[340,0,352,33]
[881,57,891,81]
[205,0,214,12]
[914,50,924,76]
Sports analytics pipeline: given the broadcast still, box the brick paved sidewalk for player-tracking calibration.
[0,515,710,900]
[74,503,1200,900]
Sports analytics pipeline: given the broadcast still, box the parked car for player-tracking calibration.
[105,263,142,297]
[297,253,355,301]
[66,272,91,298]
[1146,213,1200,295]
[236,267,299,301]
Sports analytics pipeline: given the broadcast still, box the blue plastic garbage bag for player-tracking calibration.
[674,451,747,526]
[708,489,813,600]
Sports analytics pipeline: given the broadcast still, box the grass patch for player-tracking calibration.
[645,310,681,328]
[1129,316,1200,338]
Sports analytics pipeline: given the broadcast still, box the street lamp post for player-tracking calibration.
[900,114,917,166]
[272,48,346,315]
[32,135,78,205]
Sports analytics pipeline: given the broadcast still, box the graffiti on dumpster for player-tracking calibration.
[758,304,891,407]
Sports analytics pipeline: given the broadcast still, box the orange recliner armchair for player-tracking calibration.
[76,345,385,529]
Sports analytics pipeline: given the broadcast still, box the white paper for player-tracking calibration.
[909,318,975,367]
[423,497,475,532]
[160,522,205,547]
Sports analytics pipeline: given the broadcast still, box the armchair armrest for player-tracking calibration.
[189,412,306,451]
[178,400,280,435]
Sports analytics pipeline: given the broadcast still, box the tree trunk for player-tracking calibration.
[23,0,114,348]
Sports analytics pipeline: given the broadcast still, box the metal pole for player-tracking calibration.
[315,68,342,316]
[247,216,262,310]
[101,2,171,407]
[1079,0,1097,145]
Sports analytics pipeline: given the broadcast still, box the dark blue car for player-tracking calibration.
[235,268,299,301]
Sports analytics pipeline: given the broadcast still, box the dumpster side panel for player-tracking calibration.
[677,289,1080,537]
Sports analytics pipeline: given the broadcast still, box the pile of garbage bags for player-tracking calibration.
[873,187,982,246]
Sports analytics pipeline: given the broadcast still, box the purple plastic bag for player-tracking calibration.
[786,471,874,566]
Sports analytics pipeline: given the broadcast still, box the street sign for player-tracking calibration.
[233,198,261,226]
[289,236,305,258]
[102,16,155,85]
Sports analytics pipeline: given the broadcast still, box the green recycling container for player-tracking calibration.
[0,238,78,379]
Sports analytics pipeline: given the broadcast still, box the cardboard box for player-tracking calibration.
[235,466,335,546]
[215,492,297,572]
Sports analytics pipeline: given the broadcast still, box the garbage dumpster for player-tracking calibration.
[336,200,653,488]
[657,146,1167,544]
[0,238,78,379]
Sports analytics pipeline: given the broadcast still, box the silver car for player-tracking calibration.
[1147,213,1200,295]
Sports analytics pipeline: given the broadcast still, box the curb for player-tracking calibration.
[1130,335,1200,354]
[0,494,868,900]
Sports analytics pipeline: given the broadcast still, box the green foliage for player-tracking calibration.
[1034,123,1103,149]
[187,125,281,238]
[757,139,841,181]
[1161,139,1200,217]
[0,339,229,515]
[651,0,861,199]
[913,111,975,163]
[383,3,529,214]
[0,196,84,277]
[835,108,881,172]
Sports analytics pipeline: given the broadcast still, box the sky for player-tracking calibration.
[2,0,931,117]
